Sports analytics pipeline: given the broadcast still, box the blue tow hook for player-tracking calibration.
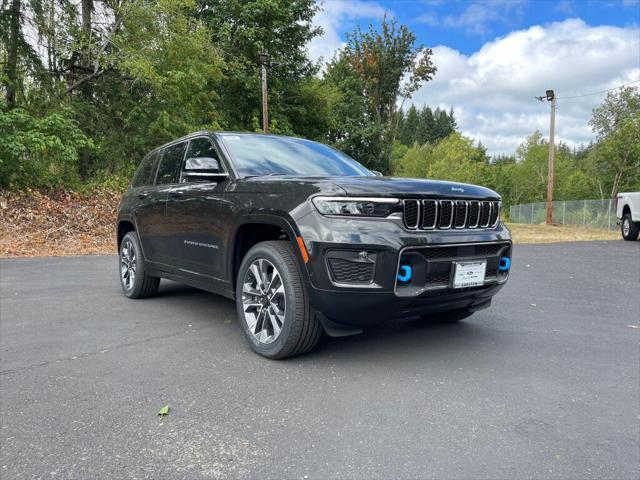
[397,265,412,282]
[498,256,511,271]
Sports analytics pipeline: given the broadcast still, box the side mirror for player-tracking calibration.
[371,170,383,177]
[183,157,228,180]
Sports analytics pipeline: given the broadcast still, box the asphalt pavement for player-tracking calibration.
[1,241,639,479]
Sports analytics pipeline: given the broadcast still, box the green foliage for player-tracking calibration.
[1,0,638,202]
[324,15,436,173]
[397,105,456,146]
[586,87,640,197]
[114,0,224,132]
[0,103,91,188]
[394,132,488,182]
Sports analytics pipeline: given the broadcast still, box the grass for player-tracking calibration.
[506,222,620,244]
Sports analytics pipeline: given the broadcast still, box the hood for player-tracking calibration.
[234,175,499,200]
[328,176,499,199]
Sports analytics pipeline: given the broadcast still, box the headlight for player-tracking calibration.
[312,196,400,217]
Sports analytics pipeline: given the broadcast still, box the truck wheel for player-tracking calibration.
[236,240,321,359]
[119,231,160,298]
[621,214,639,241]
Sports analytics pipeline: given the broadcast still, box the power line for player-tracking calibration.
[556,80,640,100]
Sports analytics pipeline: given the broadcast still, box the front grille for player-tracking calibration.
[419,243,507,260]
[402,199,501,230]
[425,272,451,286]
[395,242,511,296]
[327,257,374,284]
[403,200,420,229]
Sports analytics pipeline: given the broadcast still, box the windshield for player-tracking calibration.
[218,134,373,178]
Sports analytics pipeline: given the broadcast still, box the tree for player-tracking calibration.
[398,105,419,145]
[394,132,488,183]
[324,15,436,172]
[588,86,640,198]
[195,0,322,132]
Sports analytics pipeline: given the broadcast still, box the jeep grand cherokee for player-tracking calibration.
[117,132,512,358]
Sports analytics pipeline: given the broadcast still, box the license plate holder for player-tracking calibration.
[452,261,486,288]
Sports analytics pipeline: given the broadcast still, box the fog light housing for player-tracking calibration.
[326,250,377,285]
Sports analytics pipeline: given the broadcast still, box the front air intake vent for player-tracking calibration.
[403,199,420,229]
[439,200,454,229]
[421,200,438,229]
[402,199,500,231]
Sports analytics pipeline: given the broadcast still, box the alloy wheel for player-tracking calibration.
[241,258,286,344]
[120,239,137,290]
[623,217,630,237]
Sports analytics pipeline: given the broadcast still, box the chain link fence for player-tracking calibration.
[508,199,617,230]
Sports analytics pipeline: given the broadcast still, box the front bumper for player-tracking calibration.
[294,209,512,326]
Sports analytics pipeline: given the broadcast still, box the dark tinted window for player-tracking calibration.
[186,137,220,162]
[156,143,186,184]
[131,151,159,187]
[218,134,372,178]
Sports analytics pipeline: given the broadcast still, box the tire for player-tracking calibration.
[421,308,474,324]
[119,231,160,299]
[621,214,639,241]
[235,240,321,359]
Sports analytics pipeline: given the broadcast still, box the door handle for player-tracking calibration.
[169,190,184,198]
[137,192,149,199]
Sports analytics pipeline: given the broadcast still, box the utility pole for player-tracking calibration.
[261,63,269,134]
[258,53,270,134]
[536,89,556,224]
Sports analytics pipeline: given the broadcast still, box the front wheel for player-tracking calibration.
[235,240,321,359]
[621,214,639,241]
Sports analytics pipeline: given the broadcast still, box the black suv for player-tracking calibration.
[117,132,512,358]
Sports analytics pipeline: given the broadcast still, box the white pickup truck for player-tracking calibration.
[616,192,640,241]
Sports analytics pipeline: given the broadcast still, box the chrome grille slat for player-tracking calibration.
[402,198,500,230]
[480,201,491,228]
[468,201,481,228]
[421,200,438,229]
[454,200,468,229]
[402,199,420,229]
[438,200,454,229]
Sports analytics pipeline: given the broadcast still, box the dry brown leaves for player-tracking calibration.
[0,190,622,258]
[0,188,123,257]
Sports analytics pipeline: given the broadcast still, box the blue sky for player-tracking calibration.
[309,0,640,154]
[335,0,639,55]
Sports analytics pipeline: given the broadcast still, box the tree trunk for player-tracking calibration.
[82,0,93,37]
[79,0,94,179]
[5,0,21,108]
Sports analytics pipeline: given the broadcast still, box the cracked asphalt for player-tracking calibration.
[1,241,639,479]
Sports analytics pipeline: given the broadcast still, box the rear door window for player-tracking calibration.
[131,151,160,187]
[156,142,187,185]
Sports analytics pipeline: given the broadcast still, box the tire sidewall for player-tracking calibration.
[622,215,630,239]
[235,243,304,358]
[621,214,639,241]
[119,231,145,298]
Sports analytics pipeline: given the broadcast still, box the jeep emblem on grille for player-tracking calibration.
[451,186,465,193]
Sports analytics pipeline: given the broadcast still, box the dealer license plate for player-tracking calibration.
[452,261,486,288]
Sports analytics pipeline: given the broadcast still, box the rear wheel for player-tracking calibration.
[119,231,160,298]
[236,240,321,359]
[621,214,639,241]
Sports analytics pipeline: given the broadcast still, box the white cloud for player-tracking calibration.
[418,0,527,36]
[408,19,640,155]
[308,1,388,64]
